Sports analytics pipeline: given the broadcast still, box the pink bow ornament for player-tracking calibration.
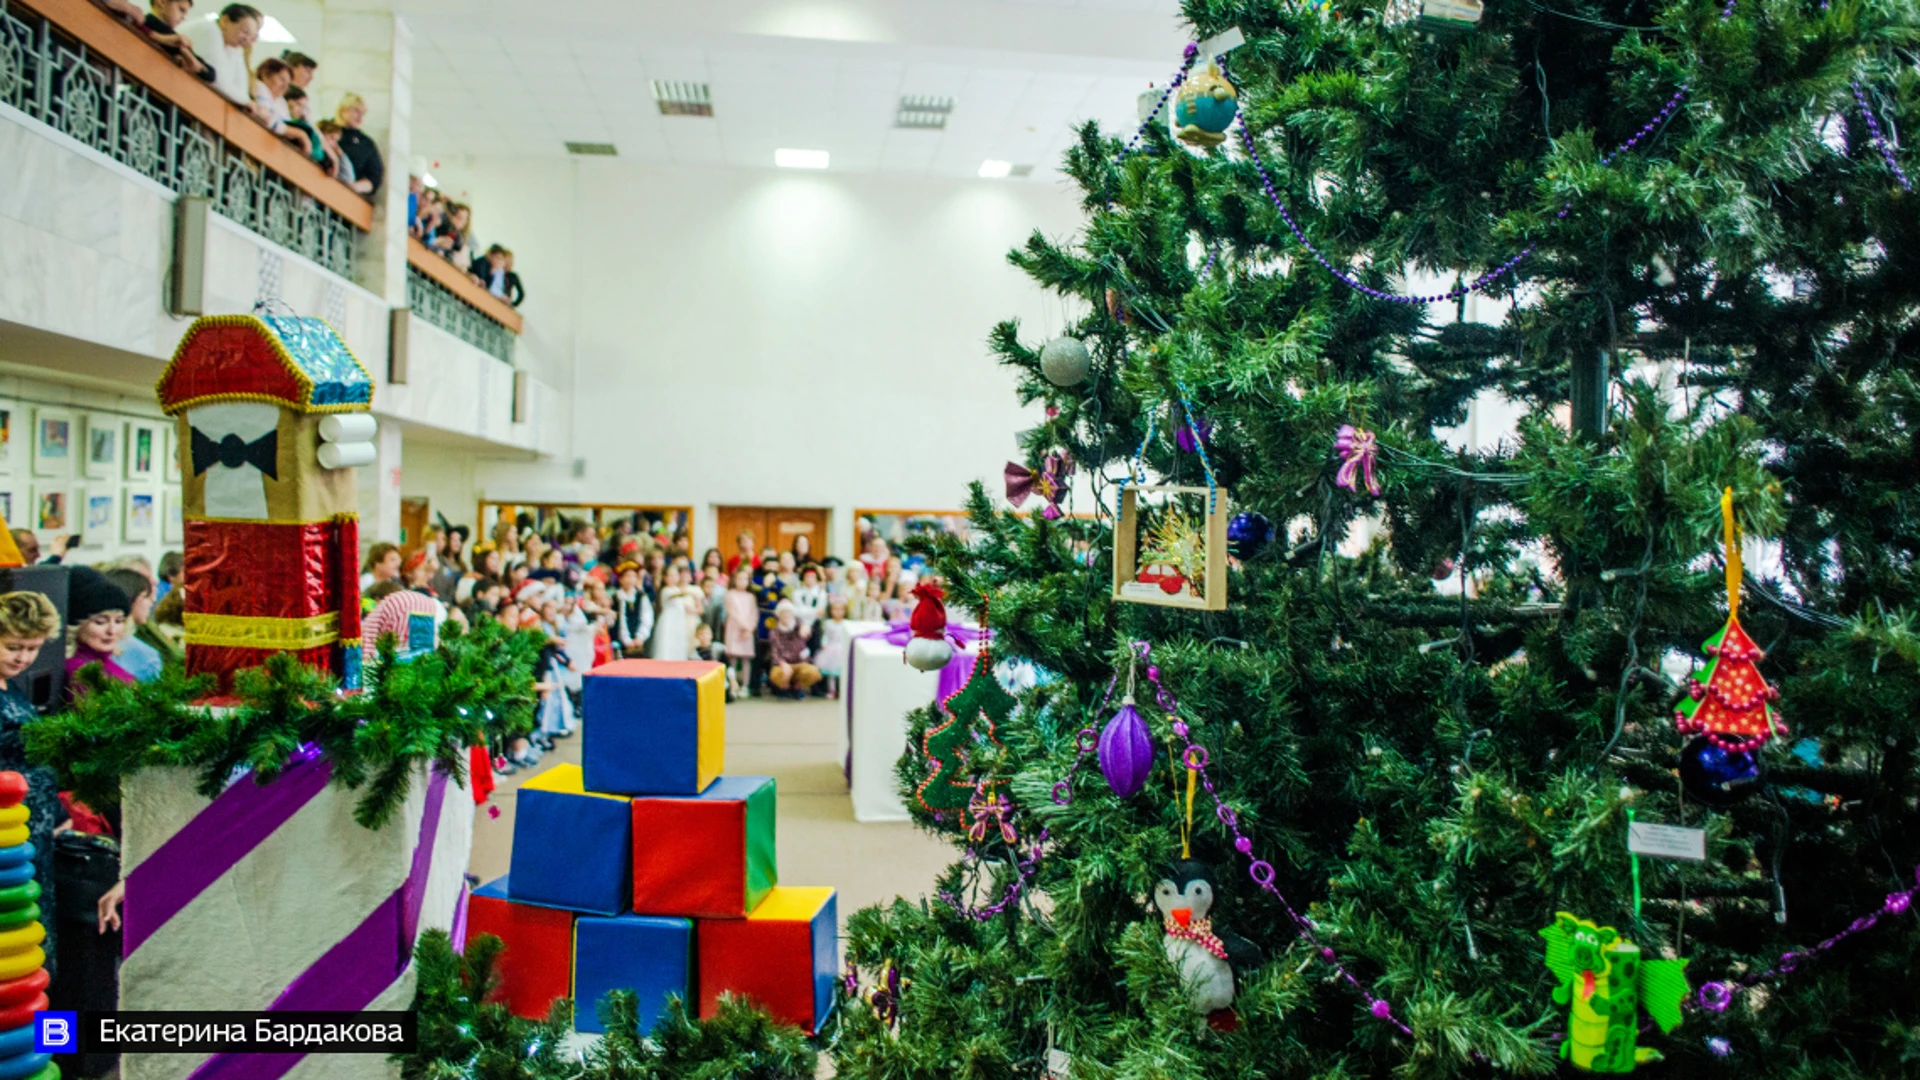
[1334,425,1381,497]
[967,781,1017,844]
[1005,450,1075,519]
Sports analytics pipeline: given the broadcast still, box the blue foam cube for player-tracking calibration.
[509,764,632,915]
[582,659,725,796]
[572,913,695,1034]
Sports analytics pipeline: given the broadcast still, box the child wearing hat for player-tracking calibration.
[766,600,822,699]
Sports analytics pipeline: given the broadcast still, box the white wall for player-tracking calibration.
[0,368,182,573]
[419,156,1087,557]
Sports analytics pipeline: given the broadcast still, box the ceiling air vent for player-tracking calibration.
[565,142,619,156]
[1009,164,1034,178]
[895,94,955,130]
[652,80,713,117]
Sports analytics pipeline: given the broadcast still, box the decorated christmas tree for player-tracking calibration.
[839,2,1920,1077]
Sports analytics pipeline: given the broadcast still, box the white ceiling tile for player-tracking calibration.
[409,6,1179,176]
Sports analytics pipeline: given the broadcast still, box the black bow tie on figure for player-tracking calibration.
[190,428,278,479]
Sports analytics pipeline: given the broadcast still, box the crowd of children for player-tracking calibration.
[383,516,937,778]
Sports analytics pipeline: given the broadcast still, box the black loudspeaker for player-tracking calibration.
[0,565,68,711]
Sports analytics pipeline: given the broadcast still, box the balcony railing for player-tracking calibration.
[406,237,519,364]
[0,0,370,279]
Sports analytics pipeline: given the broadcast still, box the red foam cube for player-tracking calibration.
[632,775,776,919]
[466,875,574,1020]
[698,886,836,1034]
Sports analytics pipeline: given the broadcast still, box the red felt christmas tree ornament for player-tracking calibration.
[905,581,955,672]
[1674,488,1784,755]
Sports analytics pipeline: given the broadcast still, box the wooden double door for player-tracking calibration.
[715,506,832,564]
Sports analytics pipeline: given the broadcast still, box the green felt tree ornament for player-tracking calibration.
[914,604,1016,817]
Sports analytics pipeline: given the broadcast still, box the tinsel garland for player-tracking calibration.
[401,930,820,1080]
[26,619,540,829]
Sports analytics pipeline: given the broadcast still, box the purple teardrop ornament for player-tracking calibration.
[1098,701,1154,799]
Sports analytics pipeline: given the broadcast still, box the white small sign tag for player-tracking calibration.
[1196,28,1246,58]
[1627,821,1706,862]
[1046,1049,1073,1079]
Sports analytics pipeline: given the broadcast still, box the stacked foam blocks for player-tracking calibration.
[0,773,54,1080]
[468,660,837,1035]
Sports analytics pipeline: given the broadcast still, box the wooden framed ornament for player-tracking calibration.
[1112,485,1228,610]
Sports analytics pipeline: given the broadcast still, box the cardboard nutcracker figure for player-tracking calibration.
[157,314,378,690]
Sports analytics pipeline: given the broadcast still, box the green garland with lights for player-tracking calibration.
[26,619,541,829]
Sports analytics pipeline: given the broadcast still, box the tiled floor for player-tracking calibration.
[468,695,957,932]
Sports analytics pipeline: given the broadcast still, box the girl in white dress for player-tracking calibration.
[650,562,703,661]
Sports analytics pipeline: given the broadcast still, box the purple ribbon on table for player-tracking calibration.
[1334,424,1382,496]
[843,620,992,784]
[1005,450,1074,519]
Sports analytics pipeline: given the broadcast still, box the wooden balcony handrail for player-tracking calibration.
[407,237,524,334]
[22,0,375,231]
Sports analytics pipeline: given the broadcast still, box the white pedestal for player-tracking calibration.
[120,756,473,1080]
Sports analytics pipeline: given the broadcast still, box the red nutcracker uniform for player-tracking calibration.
[156,315,376,690]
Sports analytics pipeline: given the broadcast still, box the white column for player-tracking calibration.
[315,7,413,304]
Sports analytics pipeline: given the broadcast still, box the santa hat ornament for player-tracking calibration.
[904,581,955,672]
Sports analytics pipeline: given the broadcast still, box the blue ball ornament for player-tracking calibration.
[1678,736,1761,807]
[1227,512,1272,561]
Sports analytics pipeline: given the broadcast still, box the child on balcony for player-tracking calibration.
[283,88,326,165]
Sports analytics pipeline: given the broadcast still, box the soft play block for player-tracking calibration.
[466,876,574,1020]
[509,764,632,915]
[698,886,836,1034]
[632,775,777,919]
[583,659,725,796]
[572,913,694,1034]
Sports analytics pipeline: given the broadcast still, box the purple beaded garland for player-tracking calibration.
[1853,80,1914,192]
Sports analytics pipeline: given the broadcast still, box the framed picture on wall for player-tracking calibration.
[162,488,184,544]
[0,401,15,475]
[81,487,113,547]
[164,423,182,483]
[124,489,156,542]
[84,415,118,480]
[125,421,160,482]
[0,486,16,528]
[32,408,74,478]
[32,486,68,532]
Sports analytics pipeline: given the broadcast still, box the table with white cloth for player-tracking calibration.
[840,620,993,823]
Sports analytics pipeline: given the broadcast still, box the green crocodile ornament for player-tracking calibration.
[1539,913,1690,1072]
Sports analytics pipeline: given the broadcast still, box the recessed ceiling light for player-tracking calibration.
[651,81,713,117]
[896,95,955,130]
[421,172,438,187]
[775,148,829,170]
[978,159,1012,179]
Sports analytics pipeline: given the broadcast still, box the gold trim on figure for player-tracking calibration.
[184,611,342,650]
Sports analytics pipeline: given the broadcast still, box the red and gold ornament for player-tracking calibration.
[1674,489,1783,754]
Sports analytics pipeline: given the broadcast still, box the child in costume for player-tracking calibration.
[723,565,759,698]
[816,596,853,699]
[767,601,822,699]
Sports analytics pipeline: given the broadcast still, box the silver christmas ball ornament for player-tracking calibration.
[904,637,954,672]
[1039,337,1092,387]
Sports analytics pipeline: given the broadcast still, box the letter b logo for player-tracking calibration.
[34,1012,76,1053]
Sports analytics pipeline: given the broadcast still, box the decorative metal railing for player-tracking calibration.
[407,264,515,364]
[0,0,360,278]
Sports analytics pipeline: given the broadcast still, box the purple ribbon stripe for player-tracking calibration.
[185,768,452,1080]
[124,747,334,958]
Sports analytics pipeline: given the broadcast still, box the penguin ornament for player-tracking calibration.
[1153,859,1262,1028]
